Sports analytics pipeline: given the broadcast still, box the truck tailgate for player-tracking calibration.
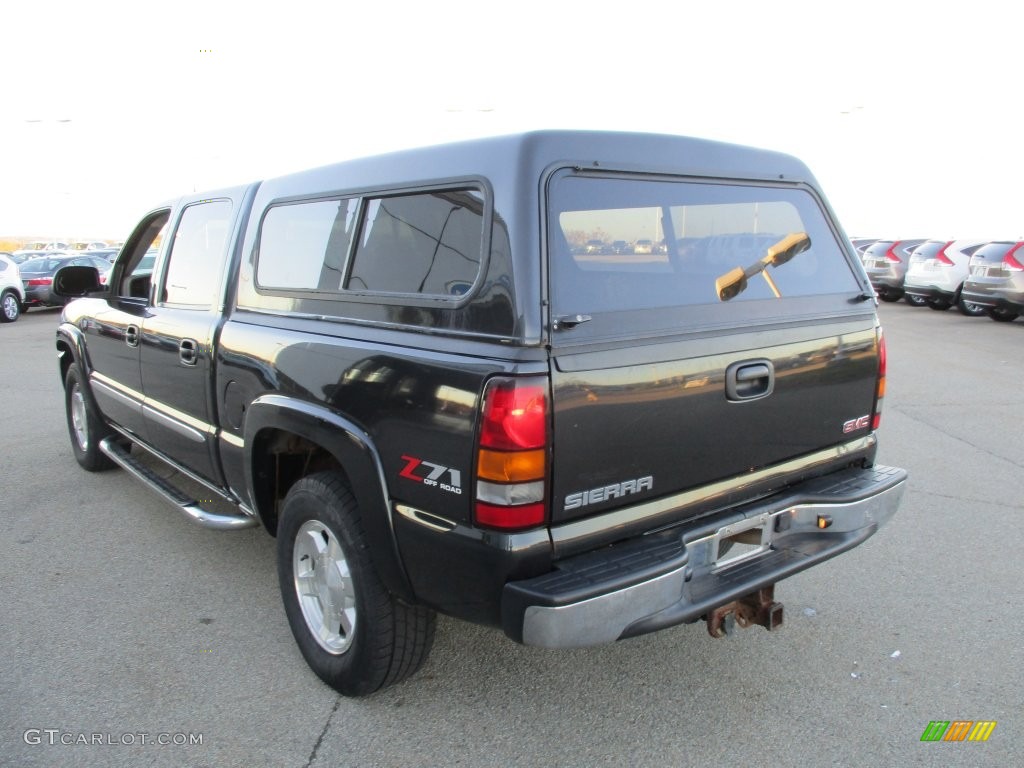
[550,318,879,524]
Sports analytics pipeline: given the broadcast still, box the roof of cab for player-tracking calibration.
[257,130,818,201]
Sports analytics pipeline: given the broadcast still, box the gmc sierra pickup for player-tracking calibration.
[53,131,906,696]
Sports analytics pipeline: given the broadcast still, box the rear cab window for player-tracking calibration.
[547,172,863,340]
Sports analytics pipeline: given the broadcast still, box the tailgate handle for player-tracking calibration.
[726,361,774,401]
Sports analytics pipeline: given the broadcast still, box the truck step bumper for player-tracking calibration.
[502,464,906,648]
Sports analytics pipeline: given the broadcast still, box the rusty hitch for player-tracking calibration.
[706,586,784,638]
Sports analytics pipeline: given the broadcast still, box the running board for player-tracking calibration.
[99,437,258,530]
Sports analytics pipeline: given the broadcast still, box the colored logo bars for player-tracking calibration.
[920,721,997,742]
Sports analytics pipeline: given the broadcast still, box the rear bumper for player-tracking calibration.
[502,464,906,648]
[960,280,1024,311]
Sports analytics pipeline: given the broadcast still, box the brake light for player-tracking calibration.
[872,328,887,430]
[884,243,902,263]
[27,277,53,286]
[1003,241,1024,272]
[474,377,548,531]
[935,241,955,266]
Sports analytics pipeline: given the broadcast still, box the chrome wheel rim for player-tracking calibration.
[293,519,356,655]
[70,383,90,452]
[1,293,17,320]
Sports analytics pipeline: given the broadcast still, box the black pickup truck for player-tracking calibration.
[54,131,906,696]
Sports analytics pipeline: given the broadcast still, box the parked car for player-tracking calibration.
[850,237,878,256]
[960,240,1024,322]
[610,239,632,254]
[860,239,927,303]
[903,239,989,315]
[11,249,56,264]
[0,254,25,322]
[633,238,655,254]
[19,254,113,310]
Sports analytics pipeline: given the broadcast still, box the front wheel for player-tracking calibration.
[0,289,20,322]
[64,365,115,471]
[904,294,927,307]
[926,298,951,311]
[957,295,987,316]
[276,471,435,696]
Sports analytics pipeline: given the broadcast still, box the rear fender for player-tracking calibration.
[243,394,412,600]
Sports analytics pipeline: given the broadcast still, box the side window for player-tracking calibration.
[257,199,357,290]
[116,211,169,299]
[346,189,484,295]
[162,200,232,307]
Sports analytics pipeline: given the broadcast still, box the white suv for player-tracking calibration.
[0,254,26,322]
[903,239,989,315]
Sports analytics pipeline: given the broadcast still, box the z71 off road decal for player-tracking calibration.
[399,455,463,495]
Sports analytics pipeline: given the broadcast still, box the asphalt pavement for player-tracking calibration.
[1,303,1020,767]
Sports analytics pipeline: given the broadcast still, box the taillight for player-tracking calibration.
[935,241,955,266]
[872,328,887,430]
[474,376,548,531]
[27,277,53,286]
[1003,241,1024,272]
[884,243,902,263]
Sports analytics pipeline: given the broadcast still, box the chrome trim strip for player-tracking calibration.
[142,403,206,444]
[395,504,457,533]
[551,434,877,551]
[90,374,144,409]
[141,398,216,437]
[220,431,245,449]
[521,475,904,649]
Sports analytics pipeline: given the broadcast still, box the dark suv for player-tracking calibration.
[54,131,905,696]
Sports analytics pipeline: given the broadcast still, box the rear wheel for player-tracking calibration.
[987,307,1019,322]
[904,294,927,307]
[0,289,20,322]
[878,291,901,303]
[276,471,435,696]
[926,298,951,311]
[64,365,115,471]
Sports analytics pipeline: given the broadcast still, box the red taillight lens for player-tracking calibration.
[884,243,902,263]
[873,328,887,430]
[1003,241,1024,272]
[27,277,53,286]
[479,381,547,450]
[935,241,955,266]
[475,377,548,531]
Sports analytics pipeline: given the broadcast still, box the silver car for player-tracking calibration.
[860,239,927,304]
[903,239,989,315]
[960,241,1024,322]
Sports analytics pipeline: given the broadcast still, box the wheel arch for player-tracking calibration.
[243,395,414,601]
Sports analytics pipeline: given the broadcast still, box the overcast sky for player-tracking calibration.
[2,0,1019,242]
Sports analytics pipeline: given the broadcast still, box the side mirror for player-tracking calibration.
[52,265,103,298]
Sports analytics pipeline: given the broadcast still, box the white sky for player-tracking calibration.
[2,0,1020,242]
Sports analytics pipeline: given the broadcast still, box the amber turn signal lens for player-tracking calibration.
[477,448,545,482]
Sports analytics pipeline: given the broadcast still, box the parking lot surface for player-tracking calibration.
[2,304,1020,767]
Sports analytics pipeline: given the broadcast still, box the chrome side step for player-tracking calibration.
[99,437,258,530]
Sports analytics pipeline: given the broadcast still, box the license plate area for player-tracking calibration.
[712,512,774,572]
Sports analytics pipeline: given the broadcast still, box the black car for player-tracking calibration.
[20,255,112,309]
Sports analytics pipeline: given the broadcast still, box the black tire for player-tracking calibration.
[64,365,116,471]
[904,294,927,307]
[0,289,20,322]
[926,298,951,311]
[878,291,901,303]
[987,307,1019,322]
[276,471,435,696]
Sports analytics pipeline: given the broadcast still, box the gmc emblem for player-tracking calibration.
[843,415,871,433]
